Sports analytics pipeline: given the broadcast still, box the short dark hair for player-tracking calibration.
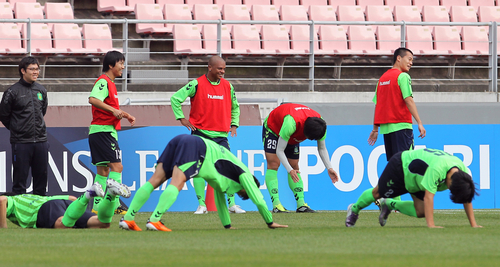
[18,56,39,78]
[393,47,413,65]
[303,117,327,140]
[1,192,17,196]
[103,50,125,72]
[449,169,479,204]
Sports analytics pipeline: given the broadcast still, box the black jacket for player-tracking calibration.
[0,78,48,143]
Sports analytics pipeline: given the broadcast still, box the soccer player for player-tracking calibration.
[88,50,136,217]
[170,55,244,214]
[345,148,482,228]
[263,103,339,213]
[0,180,130,229]
[119,134,288,231]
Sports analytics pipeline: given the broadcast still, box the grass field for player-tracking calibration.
[2,209,499,267]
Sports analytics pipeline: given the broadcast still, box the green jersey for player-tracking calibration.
[6,194,70,228]
[170,78,240,139]
[401,148,469,194]
[373,72,413,134]
[264,115,326,142]
[198,137,273,227]
[89,78,118,140]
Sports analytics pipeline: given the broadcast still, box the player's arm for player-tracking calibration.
[463,202,482,228]
[368,86,379,145]
[0,196,8,228]
[400,73,425,138]
[214,189,232,229]
[170,80,198,130]
[277,116,300,181]
[229,84,240,137]
[423,190,442,228]
[121,110,136,126]
[317,139,338,183]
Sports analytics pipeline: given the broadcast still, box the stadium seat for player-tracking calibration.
[439,0,467,12]
[365,5,393,30]
[243,0,270,9]
[477,6,500,30]
[128,0,155,10]
[307,5,336,33]
[346,25,379,55]
[82,24,116,55]
[468,0,495,12]
[97,0,134,14]
[412,0,439,12]
[432,26,476,55]
[250,5,279,31]
[221,4,250,31]
[300,0,327,12]
[405,26,437,55]
[461,26,489,55]
[0,23,25,54]
[260,25,292,54]
[328,0,355,7]
[0,2,13,19]
[289,24,319,53]
[52,23,92,54]
[272,0,299,7]
[450,6,478,33]
[156,0,184,5]
[214,0,242,10]
[317,25,355,55]
[164,4,193,32]
[21,23,66,54]
[422,6,450,23]
[279,5,309,32]
[14,2,43,19]
[201,24,247,54]
[193,4,221,30]
[8,0,36,10]
[44,2,74,30]
[135,4,171,35]
[384,0,411,10]
[393,6,421,22]
[375,25,401,54]
[185,0,213,11]
[356,0,383,10]
[336,5,365,31]
[231,24,275,54]
[173,24,216,54]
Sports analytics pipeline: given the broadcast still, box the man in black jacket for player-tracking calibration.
[0,57,49,196]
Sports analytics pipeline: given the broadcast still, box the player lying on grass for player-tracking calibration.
[0,180,130,229]
[346,148,481,228]
[119,134,288,231]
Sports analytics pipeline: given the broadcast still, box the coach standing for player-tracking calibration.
[0,56,49,196]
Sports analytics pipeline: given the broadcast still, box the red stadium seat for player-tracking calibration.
[261,25,302,55]
[164,4,193,31]
[308,5,336,33]
[336,5,365,31]
[242,0,270,9]
[8,0,36,10]
[356,0,383,10]
[317,25,353,55]
[289,24,319,53]
[173,24,216,54]
[384,0,411,10]
[279,4,308,32]
[52,23,92,54]
[156,0,185,5]
[365,5,393,31]
[201,24,247,54]
[97,0,134,14]
[461,26,489,55]
[300,0,327,11]
[412,0,439,12]
[0,2,13,19]
[193,4,221,30]
[44,3,74,27]
[21,23,66,54]
[272,0,299,7]
[422,6,450,23]
[232,24,275,54]
[14,2,43,19]
[221,4,250,31]
[450,6,478,33]
[214,0,242,10]
[440,0,467,12]
[405,26,436,55]
[328,0,355,8]
[82,24,116,55]
[135,4,171,35]
[0,23,25,54]
[393,6,421,22]
[432,26,476,55]
[250,5,279,32]
[347,25,379,55]
[375,25,401,54]
[185,0,213,11]
[468,0,495,12]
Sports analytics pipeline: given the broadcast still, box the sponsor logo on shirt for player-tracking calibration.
[294,107,310,111]
[379,80,391,86]
[208,94,224,100]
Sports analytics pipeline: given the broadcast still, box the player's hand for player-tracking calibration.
[368,130,378,146]
[290,170,300,183]
[127,115,136,126]
[418,124,426,138]
[230,126,237,137]
[268,222,288,229]
[112,109,124,120]
[179,118,196,131]
[328,168,339,183]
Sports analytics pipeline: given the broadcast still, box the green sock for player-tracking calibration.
[93,174,107,212]
[124,182,155,221]
[352,188,376,214]
[97,191,118,224]
[193,178,206,207]
[264,169,281,207]
[61,195,89,227]
[149,184,179,223]
[227,193,235,207]
[386,199,418,217]
[288,173,305,208]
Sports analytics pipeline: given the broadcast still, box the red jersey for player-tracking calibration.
[374,69,412,125]
[267,103,321,145]
[91,74,121,130]
[189,75,232,132]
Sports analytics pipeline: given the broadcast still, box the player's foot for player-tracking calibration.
[115,204,128,215]
[194,205,207,214]
[85,183,105,199]
[296,203,316,213]
[146,219,172,232]
[106,179,131,198]
[119,217,142,231]
[345,203,359,227]
[272,204,291,213]
[228,205,246,214]
[379,198,391,227]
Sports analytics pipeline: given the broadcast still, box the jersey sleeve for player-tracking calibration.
[89,79,109,102]
[230,83,240,127]
[214,189,232,228]
[372,84,378,104]
[170,79,198,120]
[398,72,413,99]
[240,173,273,225]
[420,167,443,194]
[278,115,297,142]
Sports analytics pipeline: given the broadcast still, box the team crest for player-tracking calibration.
[37,92,43,100]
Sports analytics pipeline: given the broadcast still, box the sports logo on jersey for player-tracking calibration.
[379,80,390,86]
[111,143,116,150]
[294,187,303,192]
[99,83,105,90]
[37,92,43,101]
[208,94,224,100]
[271,189,278,194]
[387,180,394,187]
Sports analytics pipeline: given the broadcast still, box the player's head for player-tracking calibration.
[449,169,479,203]
[103,50,125,72]
[207,56,226,81]
[237,176,261,200]
[393,47,413,64]
[19,56,40,82]
[303,117,327,140]
[393,47,413,72]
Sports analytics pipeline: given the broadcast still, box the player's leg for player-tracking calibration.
[286,158,312,212]
[11,143,32,195]
[31,141,49,196]
[92,165,110,213]
[193,177,207,214]
[265,153,288,212]
[61,183,105,228]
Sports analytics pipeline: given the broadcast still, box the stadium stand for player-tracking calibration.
[250,4,279,31]
[300,0,328,11]
[307,5,336,33]
[440,0,467,12]
[412,0,439,12]
[221,4,250,31]
[44,2,74,30]
[272,0,299,7]
[279,4,308,32]
[164,4,193,32]
[393,6,421,22]
[14,2,43,20]
[460,26,489,55]
[346,25,380,55]
[356,0,384,10]
[421,6,450,23]
[201,24,247,54]
[329,0,355,7]
[0,23,25,54]
[97,0,134,14]
[0,2,13,19]
[192,4,221,30]
[336,5,365,31]
[289,24,319,53]
[375,25,401,54]
[128,0,155,9]
[450,6,478,33]
[21,23,66,54]
[214,0,242,10]
[405,26,435,55]
[173,24,216,54]
[52,23,92,54]
[261,24,302,55]
[317,25,352,55]
[384,0,411,10]
[432,26,476,55]
[82,24,116,55]
[135,3,171,35]
[365,5,394,30]
[477,6,500,29]
[185,0,213,11]
[156,0,185,5]
[8,0,36,10]
[243,0,270,9]
[468,0,495,11]
[231,24,275,54]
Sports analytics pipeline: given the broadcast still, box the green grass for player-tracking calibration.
[2,209,500,267]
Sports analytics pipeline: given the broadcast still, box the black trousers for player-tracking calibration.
[11,142,49,196]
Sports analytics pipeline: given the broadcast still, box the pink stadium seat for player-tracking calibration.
[365,5,393,30]
[231,24,275,54]
[214,0,242,10]
[308,5,336,33]
[405,26,437,55]
[250,5,279,31]
[173,24,216,54]
[44,2,74,30]
[201,24,248,54]
[156,0,185,5]
[450,6,478,32]
[243,0,270,9]
[261,25,302,55]
[164,4,193,31]
[279,5,308,32]
[433,26,477,55]
[8,0,35,10]
[440,0,467,12]
[468,0,495,12]
[317,25,354,55]
[461,26,489,55]
[375,25,401,54]
[21,23,66,54]
[289,25,319,53]
[272,0,299,7]
[336,5,365,31]
[14,2,43,19]
[412,0,439,12]
[393,6,421,22]
[300,0,327,11]
[0,23,25,54]
[193,4,221,26]
[478,6,500,23]
[347,25,379,55]
[221,4,250,30]
[97,0,134,14]
[128,0,155,10]
[185,0,213,11]
[135,4,171,35]
[422,6,449,23]
[384,0,411,10]
[328,0,355,7]
[0,2,13,19]
[82,24,116,55]
[356,0,383,10]
[52,23,92,54]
